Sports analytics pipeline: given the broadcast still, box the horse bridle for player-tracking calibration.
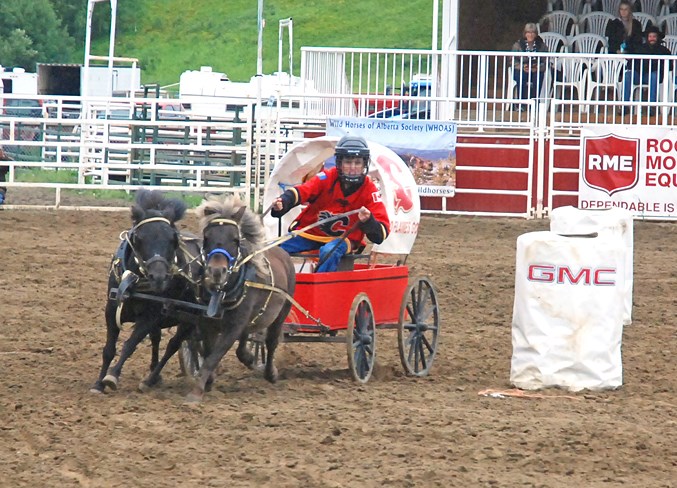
[121,216,180,280]
[201,217,245,291]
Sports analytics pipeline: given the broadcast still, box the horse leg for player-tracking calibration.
[90,307,120,393]
[263,318,285,384]
[139,323,193,392]
[149,327,161,372]
[235,331,257,370]
[102,317,158,390]
[185,326,240,403]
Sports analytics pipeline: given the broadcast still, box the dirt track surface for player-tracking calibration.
[1,208,675,487]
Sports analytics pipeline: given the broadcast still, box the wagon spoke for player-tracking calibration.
[417,339,428,371]
[409,290,419,317]
[407,336,416,364]
[414,335,421,372]
[421,334,434,354]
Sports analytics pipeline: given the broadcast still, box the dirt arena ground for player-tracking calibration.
[1,196,675,487]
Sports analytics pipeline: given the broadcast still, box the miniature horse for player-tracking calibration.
[180,195,295,402]
[90,190,201,393]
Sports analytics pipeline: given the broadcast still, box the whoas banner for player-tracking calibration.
[327,117,457,197]
[579,126,677,219]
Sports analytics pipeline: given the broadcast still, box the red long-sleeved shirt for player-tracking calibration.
[279,167,390,249]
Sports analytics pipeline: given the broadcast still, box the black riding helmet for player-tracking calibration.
[335,135,370,185]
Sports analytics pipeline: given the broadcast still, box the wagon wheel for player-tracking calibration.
[178,328,205,378]
[398,276,439,376]
[346,293,376,384]
[245,332,267,370]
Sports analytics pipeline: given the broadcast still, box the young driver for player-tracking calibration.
[271,135,390,272]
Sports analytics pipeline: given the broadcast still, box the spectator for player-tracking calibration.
[606,0,644,55]
[511,23,549,111]
[622,25,671,113]
[0,148,10,205]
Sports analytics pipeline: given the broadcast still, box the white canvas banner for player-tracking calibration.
[327,117,457,197]
[549,206,634,326]
[511,231,625,392]
[578,125,677,219]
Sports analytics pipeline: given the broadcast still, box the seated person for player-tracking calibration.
[271,135,390,272]
[0,148,11,205]
[511,23,549,110]
[623,25,671,109]
[606,1,644,55]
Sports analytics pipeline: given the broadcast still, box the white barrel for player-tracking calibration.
[549,206,633,325]
[511,231,625,391]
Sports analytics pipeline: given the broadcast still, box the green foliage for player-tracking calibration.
[102,0,435,85]
[0,0,76,69]
[16,168,79,183]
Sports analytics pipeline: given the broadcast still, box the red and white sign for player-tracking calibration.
[579,126,677,219]
[583,134,639,195]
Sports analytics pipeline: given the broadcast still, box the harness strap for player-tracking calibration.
[233,208,361,272]
[244,281,323,327]
[247,257,274,326]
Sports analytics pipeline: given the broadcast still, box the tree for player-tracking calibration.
[0,0,76,70]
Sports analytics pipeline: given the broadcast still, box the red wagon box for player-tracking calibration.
[285,264,409,330]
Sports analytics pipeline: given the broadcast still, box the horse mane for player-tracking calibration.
[131,189,187,225]
[195,194,268,275]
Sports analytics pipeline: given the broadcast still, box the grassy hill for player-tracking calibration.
[94,0,436,87]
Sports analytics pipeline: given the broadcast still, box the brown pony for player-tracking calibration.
[184,195,295,402]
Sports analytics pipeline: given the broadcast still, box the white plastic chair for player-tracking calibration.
[540,32,571,52]
[633,12,658,29]
[660,12,677,34]
[586,57,626,103]
[659,0,676,17]
[663,34,677,51]
[570,33,610,52]
[579,11,616,36]
[581,0,598,15]
[540,11,580,37]
[601,0,622,14]
[639,0,663,16]
[552,57,589,107]
[561,0,584,15]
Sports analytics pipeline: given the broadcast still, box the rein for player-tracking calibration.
[231,208,361,273]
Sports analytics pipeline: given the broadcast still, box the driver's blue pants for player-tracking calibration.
[280,236,348,273]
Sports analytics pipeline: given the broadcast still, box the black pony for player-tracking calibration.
[149,194,295,403]
[90,189,202,393]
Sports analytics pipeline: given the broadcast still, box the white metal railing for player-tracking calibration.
[301,46,677,126]
[0,95,260,207]
[4,47,677,215]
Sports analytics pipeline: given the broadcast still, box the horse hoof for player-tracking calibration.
[184,392,203,404]
[138,381,152,393]
[89,387,103,394]
[264,366,278,384]
[102,374,118,391]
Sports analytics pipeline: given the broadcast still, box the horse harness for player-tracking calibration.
[203,217,284,326]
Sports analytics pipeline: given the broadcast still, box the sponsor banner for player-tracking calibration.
[327,117,457,197]
[579,126,677,218]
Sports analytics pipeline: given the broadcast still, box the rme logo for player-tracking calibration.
[528,264,616,286]
[583,134,639,196]
[587,154,634,171]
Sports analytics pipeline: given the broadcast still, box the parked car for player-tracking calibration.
[367,76,432,120]
[1,98,45,118]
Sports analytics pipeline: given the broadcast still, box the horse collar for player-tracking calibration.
[219,262,256,308]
